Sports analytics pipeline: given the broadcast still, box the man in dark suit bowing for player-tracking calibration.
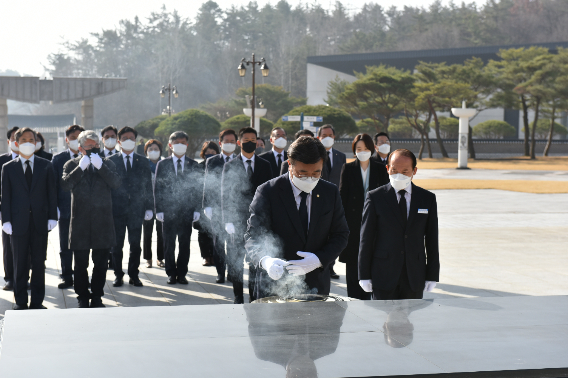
[359,149,439,300]
[1,127,58,310]
[259,127,288,179]
[51,124,84,289]
[221,127,272,304]
[245,136,349,300]
[154,131,202,285]
[109,126,153,287]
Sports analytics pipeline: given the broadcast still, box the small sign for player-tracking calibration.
[303,116,323,122]
[302,122,313,127]
[281,116,301,121]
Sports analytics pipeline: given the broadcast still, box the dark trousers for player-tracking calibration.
[373,261,423,300]
[74,249,109,301]
[346,260,371,300]
[58,217,73,280]
[198,230,214,260]
[143,216,163,261]
[10,216,47,305]
[3,230,13,282]
[162,216,192,279]
[213,234,226,279]
[226,236,255,300]
[112,213,143,279]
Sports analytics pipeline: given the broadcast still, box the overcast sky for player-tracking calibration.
[1,0,487,77]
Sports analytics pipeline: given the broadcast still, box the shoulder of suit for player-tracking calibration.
[334,149,346,157]
[258,151,272,158]
[255,155,271,166]
[133,152,149,162]
[412,183,435,198]
[369,183,390,196]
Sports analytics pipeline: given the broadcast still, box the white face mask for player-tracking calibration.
[389,173,412,191]
[291,174,320,193]
[10,140,19,152]
[273,137,287,149]
[35,142,42,151]
[320,136,335,148]
[147,150,160,160]
[104,138,117,149]
[378,144,391,154]
[68,139,79,151]
[172,143,187,155]
[356,151,372,162]
[222,143,236,154]
[120,139,136,151]
[19,142,36,156]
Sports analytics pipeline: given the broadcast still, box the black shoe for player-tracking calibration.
[3,280,13,291]
[57,278,74,289]
[234,295,244,304]
[167,276,177,285]
[216,275,225,284]
[129,277,143,287]
[90,299,105,308]
[113,277,124,287]
[177,276,189,285]
[330,269,340,279]
[78,299,90,308]
[12,303,28,310]
[29,303,47,310]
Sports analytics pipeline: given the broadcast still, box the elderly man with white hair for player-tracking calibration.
[61,130,121,308]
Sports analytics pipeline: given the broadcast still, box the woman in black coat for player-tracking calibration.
[339,133,389,300]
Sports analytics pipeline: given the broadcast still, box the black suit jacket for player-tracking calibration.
[108,152,153,218]
[1,157,57,236]
[52,150,77,219]
[372,153,390,165]
[221,155,272,229]
[359,183,439,294]
[338,158,389,264]
[61,157,122,250]
[202,154,232,231]
[259,150,287,180]
[35,149,53,161]
[326,148,346,187]
[244,174,349,296]
[0,152,17,212]
[154,156,202,221]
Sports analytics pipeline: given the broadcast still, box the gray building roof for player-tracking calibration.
[8,114,76,131]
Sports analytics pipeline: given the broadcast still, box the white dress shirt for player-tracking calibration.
[272,148,285,162]
[122,151,134,169]
[20,154,34,173]
[173,155,185,175]
[327,148,334,168]
[104,148,117,157]
[67,149,80,159]
[241,153,255,173]
[394,181,412,219]
[288,173,312,227]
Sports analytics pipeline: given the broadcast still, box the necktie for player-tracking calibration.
[109,150,113,155]
[72,154,77,159]
[327,151,332,172]
[225,156,230,163]
[277,154,282,169]
[299,192,309,238]
[177,159,182,176]
[398,189,407,227]
[246,160,253,180]
[25,160,33,188]
[126,155,131,172]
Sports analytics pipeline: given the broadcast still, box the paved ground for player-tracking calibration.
[1,170,567,316]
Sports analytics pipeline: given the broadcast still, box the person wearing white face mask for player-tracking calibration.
[372,132,391,165]
[100,125,118,158]
[244,136,349,300]
[359,149,439,300]
[259,127,288,179]
[143,139,164,269]
[338,134,389,300]
[34,132,53,160]
[154,131,203,285]
[107,126,154,288]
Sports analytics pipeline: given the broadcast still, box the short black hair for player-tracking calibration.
[219,129,238,143]
[7,126,19,140]
[118,126,138,139]
[238,127,257,140]
[14,127,37,143]
[374,132,390,144]
[66,125,85,137]
[200,140,220,158]
[352,133,375,156]
[270,127,286,138]
[288,136,327,166]
[318,124,335,137]
[101,125,118,138]
[388,148,417,169]
[258,137,265,145]
[169,131,189,143]
[294,129,314,140]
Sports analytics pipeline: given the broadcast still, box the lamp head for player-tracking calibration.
[238,59,246,77]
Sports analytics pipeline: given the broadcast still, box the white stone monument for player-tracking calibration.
[451,101,476,169]
[243,107,267,135]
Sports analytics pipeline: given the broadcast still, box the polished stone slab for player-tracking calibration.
[0,295,567,377]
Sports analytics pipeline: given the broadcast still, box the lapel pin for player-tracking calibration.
[317,194,320,198]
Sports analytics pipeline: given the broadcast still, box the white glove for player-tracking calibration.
[359,279,373,292]
[144,210,153,221]
[79,155,91,171]
[193,212,200,222]
[90,153,103,169]
[260,257,288,281]
[225,223,235,234]
[156,212,164,222]
[48,220,57,231]
[286,251,322,276]
[2,222,12,235]
[424,281,437,292]
[57,207,60,220]
[204,207,212,220]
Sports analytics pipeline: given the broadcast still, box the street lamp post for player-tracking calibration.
[238,53,269,126]
[160,83,179,116]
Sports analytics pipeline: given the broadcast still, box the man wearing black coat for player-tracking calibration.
[0,126,20,291]
[245,136,349,300]
[154,131,202,285]
[61,130,122,308]
[51,124,84,289]
[372,132,391,165]
[34,132,53,161]
[259,127,288,179]
[221,127,273,304]
[1,128,58,310]
[359,149,439,300]
[108,126,153,287]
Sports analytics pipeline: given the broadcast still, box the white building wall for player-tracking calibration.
[306,63,356,106]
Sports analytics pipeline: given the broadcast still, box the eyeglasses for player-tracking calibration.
[376,141,390,146]
[293,170,322,180]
